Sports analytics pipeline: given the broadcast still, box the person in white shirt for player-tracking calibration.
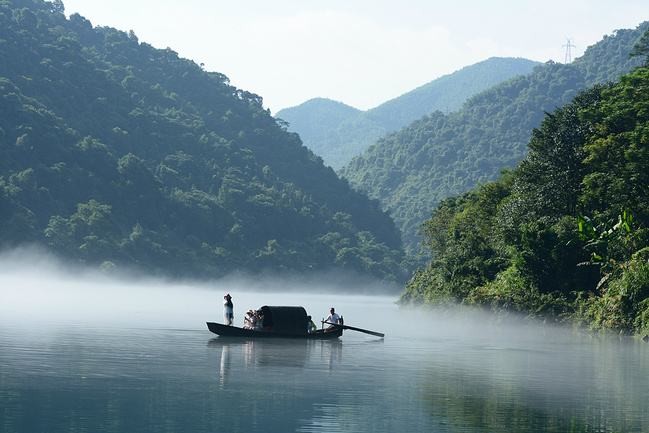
[325,307,341,329]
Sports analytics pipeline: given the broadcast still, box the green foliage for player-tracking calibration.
[578,211,637,270]
[403,63,649,334]
[342,22,648,259]
[0,0,404,281]
[402,176,512,303]
[277,58,539,169]
[580,68,649,222]
[575,256,649,333]
[630,28,649,65]
[467,265,569,318]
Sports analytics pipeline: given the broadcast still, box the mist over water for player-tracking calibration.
[0,247,397,327]
[1,249,648,433]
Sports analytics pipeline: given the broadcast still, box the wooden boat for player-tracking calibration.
[206,306,343,339]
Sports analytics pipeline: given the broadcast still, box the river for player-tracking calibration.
[1,269,648,433]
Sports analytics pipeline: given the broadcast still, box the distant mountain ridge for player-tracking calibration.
[0,0,405,281]
[277,57,539,169]
[340,22,649,258]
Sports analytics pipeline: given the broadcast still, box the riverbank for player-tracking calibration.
[402,252,649,338]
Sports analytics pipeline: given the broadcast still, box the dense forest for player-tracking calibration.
[277,58,538,169]
[341,23,648,259]
[0,0,406,281]
[402,40,649,335]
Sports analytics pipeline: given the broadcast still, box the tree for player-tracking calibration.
[630,29,649,65]
[47,0,65,14]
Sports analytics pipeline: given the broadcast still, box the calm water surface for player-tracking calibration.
[1,284,649,433]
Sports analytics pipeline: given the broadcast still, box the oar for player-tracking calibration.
[323,321,384,338]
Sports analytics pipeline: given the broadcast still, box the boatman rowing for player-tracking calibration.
[325,307,342,329]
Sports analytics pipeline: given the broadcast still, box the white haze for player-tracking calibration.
[0,246,584,349]
[0,247,402,330]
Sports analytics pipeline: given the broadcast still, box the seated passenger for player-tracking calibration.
[243,309,257,329]
[254,310,264,330]
[306,315,317,333]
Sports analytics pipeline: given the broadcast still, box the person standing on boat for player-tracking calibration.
[325,307,341,329]
[223,294,234,326]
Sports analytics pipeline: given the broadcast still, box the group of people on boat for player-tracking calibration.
[222,293,343,332]
[243,308,265,330]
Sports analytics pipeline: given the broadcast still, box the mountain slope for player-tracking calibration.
[277,98,385,170]
[0,0,404,281]
[275,98,362,140]
[277,57,539,169]
[366,57,540,131]
[341,22,649,257]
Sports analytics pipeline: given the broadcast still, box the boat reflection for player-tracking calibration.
[219,342,230,386]
[317,339,343,371]
[208,338,343,384]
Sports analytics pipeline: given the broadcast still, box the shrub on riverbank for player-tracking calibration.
[574,255,649,333]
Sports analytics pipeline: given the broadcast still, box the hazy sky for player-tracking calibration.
[62,0,649,112]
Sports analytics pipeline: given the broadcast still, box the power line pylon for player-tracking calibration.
[563,38,576,63]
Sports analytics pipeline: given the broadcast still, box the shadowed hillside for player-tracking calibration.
[0,0,405,282]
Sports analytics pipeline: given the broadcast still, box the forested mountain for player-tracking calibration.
[277,57,538,169]
[403,55,649,335]
[275,98,362,140]
[341,22,649,257]
[366,57,539,131]
[0,0,405,281]
[277,98,382,171]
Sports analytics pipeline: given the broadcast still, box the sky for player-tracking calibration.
[62,0,649,113]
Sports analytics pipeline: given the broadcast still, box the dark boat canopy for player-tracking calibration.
[259,306,308,335]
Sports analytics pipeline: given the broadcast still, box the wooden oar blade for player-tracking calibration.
[348,327,384,338]
[323,321,384,338]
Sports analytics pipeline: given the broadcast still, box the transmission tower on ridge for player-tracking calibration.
[563,38,576,63]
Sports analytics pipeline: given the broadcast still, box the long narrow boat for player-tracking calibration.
[206,306,343,340]
[206,321,343,339]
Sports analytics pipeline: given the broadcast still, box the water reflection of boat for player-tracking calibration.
[207,337,338,369]
[207,306,343,339]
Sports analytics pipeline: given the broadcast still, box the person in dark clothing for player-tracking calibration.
[223,294,234,326]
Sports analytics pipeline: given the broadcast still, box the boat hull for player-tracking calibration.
[206,322,342,339]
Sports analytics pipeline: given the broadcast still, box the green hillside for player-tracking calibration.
[403,54,649,335]
[276,98,385,170]
[341,22,648,258]
[277,57,538,169]
[367,57,539,131]
[0,0,405,281]
[275,98,362,141]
